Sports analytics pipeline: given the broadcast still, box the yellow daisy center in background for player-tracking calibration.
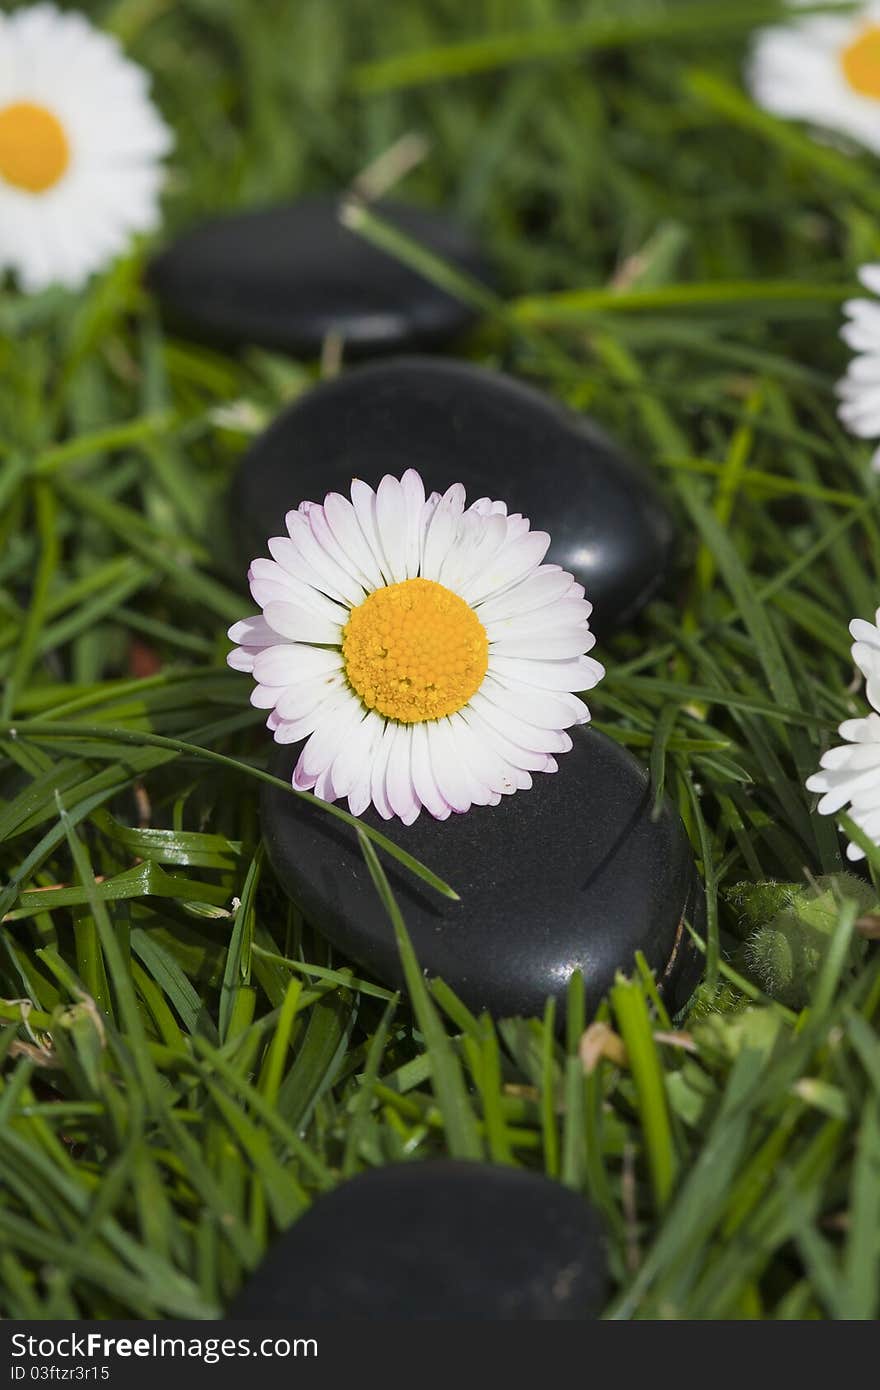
[841,25,880,99]
[343,577,489,723]
[0,102,70,193]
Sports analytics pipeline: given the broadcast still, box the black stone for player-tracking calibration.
[229,1161,607,1320]
[146,197,493,358]
[230,357,676,633]
[261,726,703,1021]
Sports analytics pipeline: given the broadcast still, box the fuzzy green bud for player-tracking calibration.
[743,874,874,1009]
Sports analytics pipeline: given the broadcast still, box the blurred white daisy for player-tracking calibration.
[806,607,880,859]
[748,3,880,155]
[228,470,604,824]
[0,3,172,293]
[837,264,880,468]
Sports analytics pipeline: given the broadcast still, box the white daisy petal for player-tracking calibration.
[290,753,317,792]
[296,692,363,783]
[484,597,593,644]
[860,263,880,296]
[448,712,521,796]
[480,675,591,729]
[252,643,342,687]
[351,479,392,585]
[273,714,322,747]
[851,616,880,649]
[418,491,442,572]
[421,486,466,581]
[330,710,382,800]
[840,303,880,354]
[262,601,343,646]
[426,717,474,814]
[490,653,605,692]
[472,692,574,757]
[840,712,880,742]
[348,718,385,817]
[816,772,873,816]
[385,723,420,825]
[807,604,880,857]
[411,720,452,820]
[439,511,507,595]
[748,9,880,157]
[838,396,880,439]
[250,685,280,710]
[490,627,593,661]
[263,538,341,604]
[475,565,576,623]
[226,649,257,674]
[248,558,350,620]
[830,279,880,461]
[459,529,552,606]
[283,511,365,607]
[442,719,496,807]
[226,615,283,672]
[272,687,354,746]
[301,501,372,591]
[401,468,427,578]
[463,702,557,773]
[468,496,507,517]
[312,764,337,803]
[748,17,880,462]
[818,742,880,772]
[842,352,880,387]
[375,473,408,585]
[323,491,385,590]
[460,706,535,791]
[0,3,172,293]
[275,672,347,721]
[369,723,396,821]
[228,468,604,821]
[250,644,336,689]
[248,576,302,610]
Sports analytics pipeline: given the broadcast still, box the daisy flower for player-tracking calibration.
[0,4,172,293]
[228,470,604,824]
[837,264,880,468]
[806,607,880,859]
[748,3,880,155]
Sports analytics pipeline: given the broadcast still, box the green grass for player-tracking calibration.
[2,0,880,1320]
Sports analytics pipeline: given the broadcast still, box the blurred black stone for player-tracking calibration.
[229,1161,608,1320]
[147,198,493,358]
[261,726,703,1021]
[230,357,676,633]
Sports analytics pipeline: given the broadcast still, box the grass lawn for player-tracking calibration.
[2,0,880,1320]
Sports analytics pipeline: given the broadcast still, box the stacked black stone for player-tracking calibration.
[230,357,676,636]
[147,197,494,358]
[229,1162,608,1321]
[155,195,699,1023]
[261,726,701,1022]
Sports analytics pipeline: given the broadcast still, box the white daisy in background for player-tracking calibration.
[837,264,880,468]
[748,3,880,155]
[0,3,172,293]
[807,608,880,859]
[228,470,604,824]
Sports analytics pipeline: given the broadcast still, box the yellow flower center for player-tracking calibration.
[841,24,880,99]
[0,101,70,194]
[342,577,489,724]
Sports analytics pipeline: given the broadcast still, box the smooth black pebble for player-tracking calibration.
[230,357,675,633]
[261,726,703,1021]
[146,197,493,357]
[229,1161,607,1320]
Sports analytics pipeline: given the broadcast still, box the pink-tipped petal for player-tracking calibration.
[385,724,420,824]
[411,720,452,820]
